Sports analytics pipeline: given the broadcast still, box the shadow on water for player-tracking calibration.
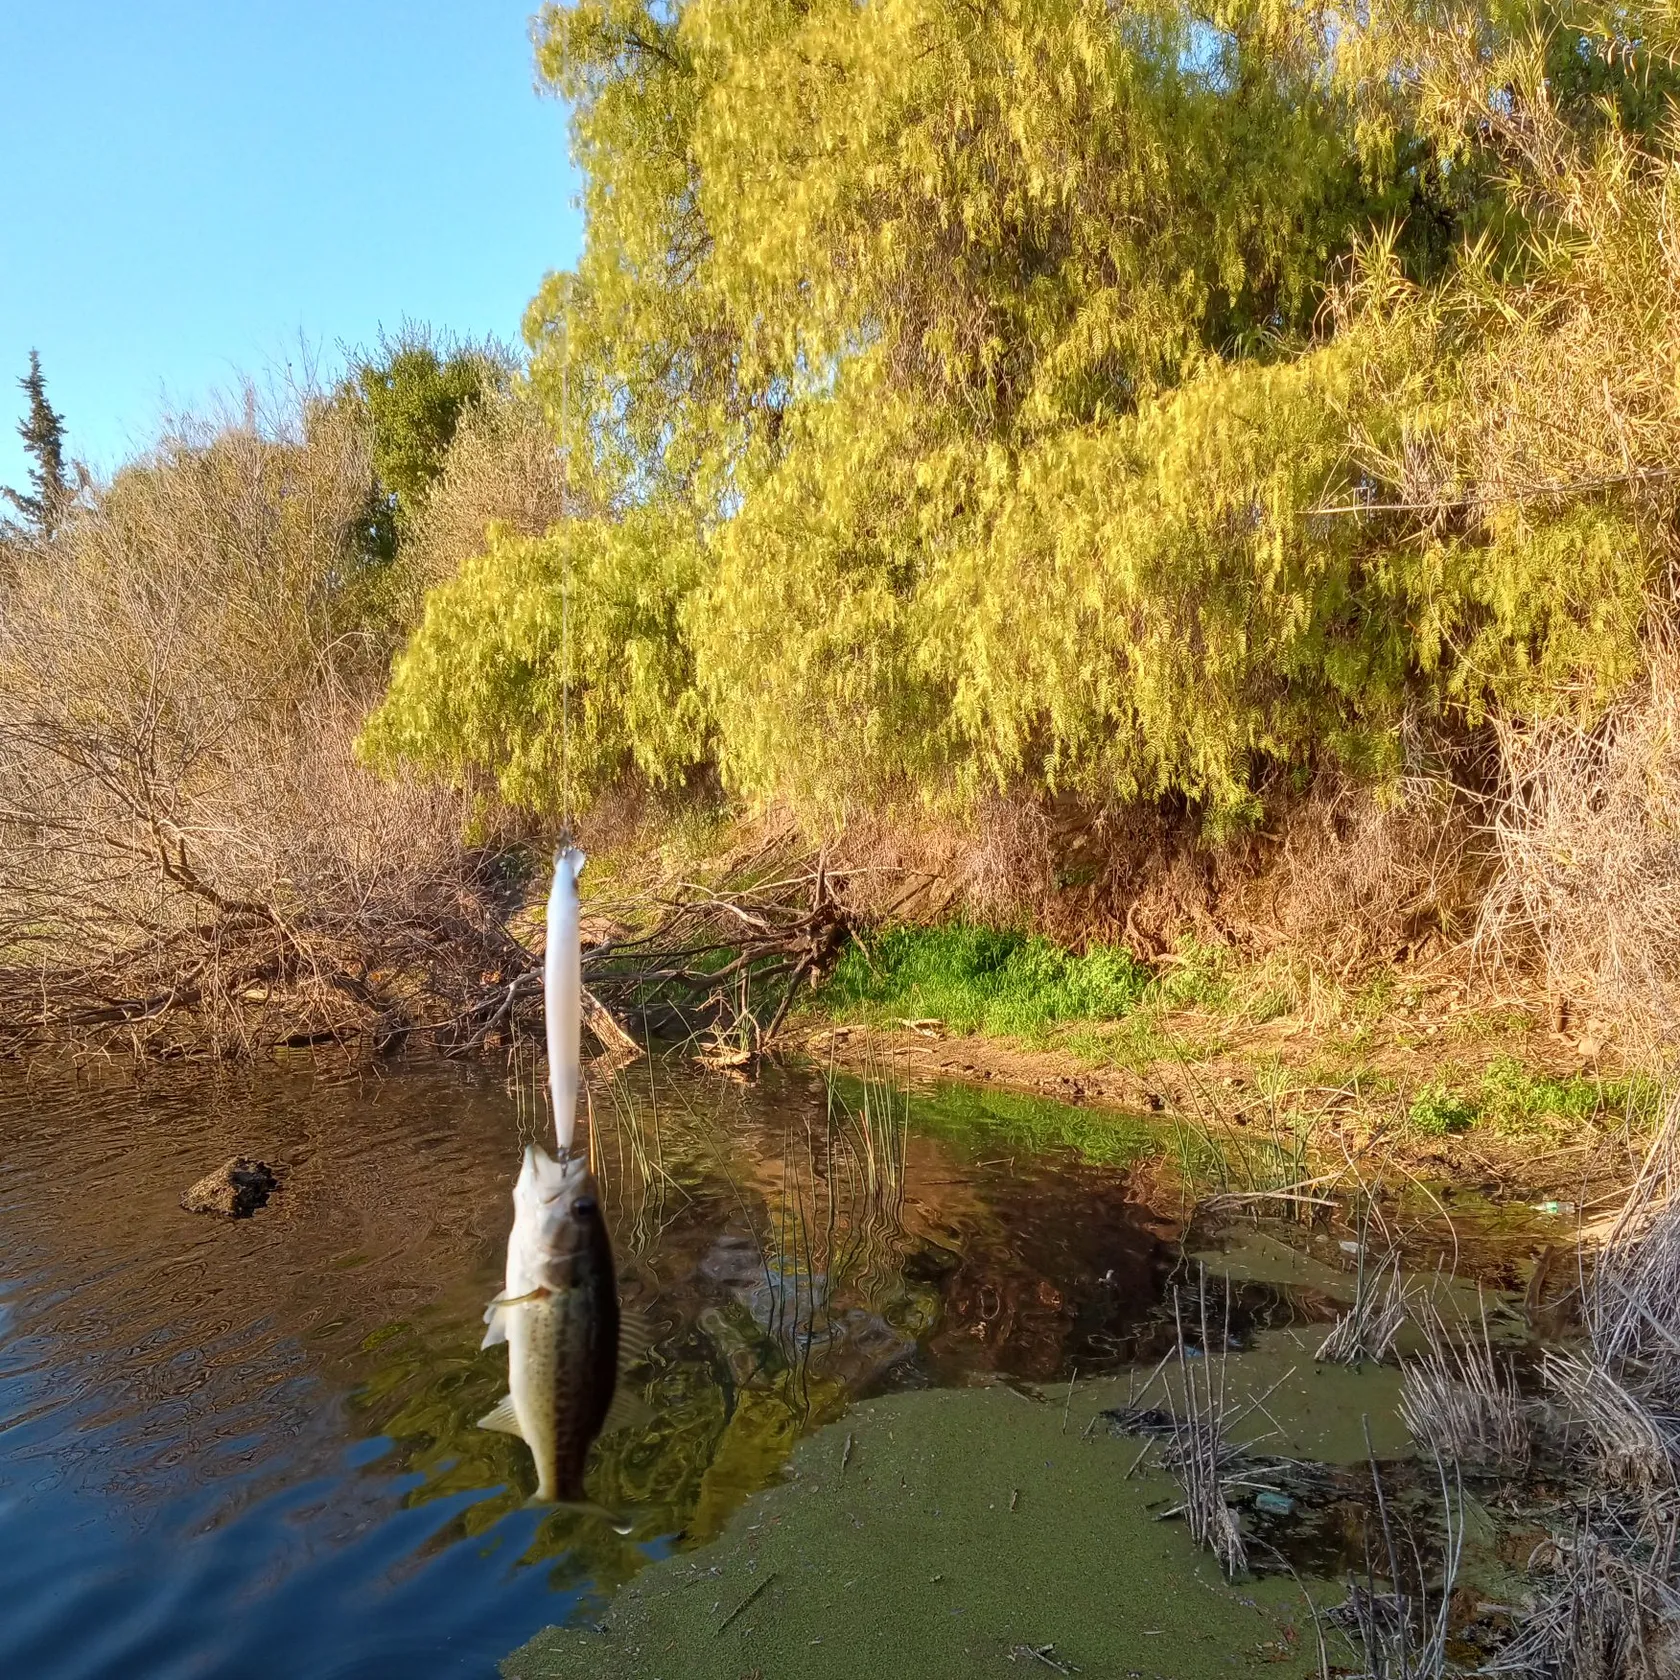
[0,1052,1561,1678]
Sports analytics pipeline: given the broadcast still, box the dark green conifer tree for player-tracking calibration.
[3,351,72,538]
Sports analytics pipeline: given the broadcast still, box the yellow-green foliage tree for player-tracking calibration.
[363,0,1678,829]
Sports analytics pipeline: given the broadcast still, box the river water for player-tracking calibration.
[0,1053,1546,1679]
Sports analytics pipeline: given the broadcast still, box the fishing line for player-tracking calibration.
[559,346,573,843]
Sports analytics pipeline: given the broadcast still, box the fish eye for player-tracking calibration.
[574,1195,597,1215]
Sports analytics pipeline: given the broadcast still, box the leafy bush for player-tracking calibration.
[338,329,506,564]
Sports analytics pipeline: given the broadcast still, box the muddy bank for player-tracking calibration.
[803,1011,1654,1199]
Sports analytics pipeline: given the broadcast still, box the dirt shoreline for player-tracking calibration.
[798,1003,1653,1202]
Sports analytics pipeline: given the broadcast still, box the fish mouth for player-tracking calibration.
[523,1143,591,1205]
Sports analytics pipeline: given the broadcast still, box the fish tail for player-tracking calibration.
[525,1490,631,1536]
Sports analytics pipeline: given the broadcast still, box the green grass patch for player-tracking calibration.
[1478,1057,1663,1132]
[817,924,1154,1040]
[1407,1082,1477,1136]
[1152,940,1231,1011]
[1406,1058,1664,1137]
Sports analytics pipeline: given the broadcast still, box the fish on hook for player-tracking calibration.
[478,1142,633,1519]
[545,845,585,1154]
[478,845,645,1522]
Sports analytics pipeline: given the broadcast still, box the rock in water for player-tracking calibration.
[182,1157,279,1218]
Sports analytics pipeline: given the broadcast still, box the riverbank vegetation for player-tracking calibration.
[8,0,1680,1105]
[0,341,559,1055]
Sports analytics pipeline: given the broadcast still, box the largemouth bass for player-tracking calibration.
[478,1142,622,1510]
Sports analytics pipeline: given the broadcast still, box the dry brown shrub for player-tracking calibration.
[823,792,1057,930]
[1251,772,1482,973]
[824,791,1242,955]
[819,771,1478,983]
[0,391,525,1056]
[952,795,1056,922]
[1477,633,1680,1044]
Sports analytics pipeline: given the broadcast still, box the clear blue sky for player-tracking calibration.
[0,2,582,494]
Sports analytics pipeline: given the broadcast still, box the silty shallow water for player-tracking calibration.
[0,1053,1550,1678]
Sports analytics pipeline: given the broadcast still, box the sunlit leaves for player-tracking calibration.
[368,0,1674,829]
[361,511,706,810]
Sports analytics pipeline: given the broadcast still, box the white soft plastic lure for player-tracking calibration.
[544,845,586,1153]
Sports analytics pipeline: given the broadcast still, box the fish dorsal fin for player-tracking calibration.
[478,1394,524,1439]
[618,1306,660,1370]
[599,1381,653,1439]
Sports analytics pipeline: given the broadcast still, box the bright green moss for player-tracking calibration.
[817,923,1154,1040]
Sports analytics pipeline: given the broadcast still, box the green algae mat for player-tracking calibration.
[504,1375,1339,1680]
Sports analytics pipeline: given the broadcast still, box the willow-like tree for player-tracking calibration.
[365,0,1676,828]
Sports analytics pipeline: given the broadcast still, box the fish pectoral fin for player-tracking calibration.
[477,1394,525,1439]
[486,1287,551,1309]
[480,1289,549,1352]
[599,1381,653,1439]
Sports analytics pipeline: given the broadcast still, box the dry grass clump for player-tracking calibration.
[1583,1096,1680,1381]
[1107,1275,1258,1579]
[1477,636,1680,1048]
[1317,1254,1409,1365]
[1492,1514,1680,1680]
[1477,1098,1680,1674]
[1521,1098,1680,1491]
[1252,772,1482,976]
[1546,1352,1678,1492]
[1159,1312,1249,1579]
[1401,1297,1530,1473]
